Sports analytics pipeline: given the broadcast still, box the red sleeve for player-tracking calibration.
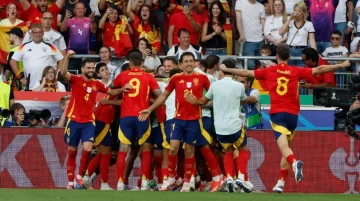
[133,14,141,29]
[169,13,177,26]
[297,67,314,80]
[202,75,210,91]
[113,73,122,88]
[97,81,108,93]
[165,76,176,92]
[254,68,268,80]
[48,3,61,15]
[68,74,78,84]
[149,75,160,91]
[22,5,35,21]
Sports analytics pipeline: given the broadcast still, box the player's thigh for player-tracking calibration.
[119,117,137,145]
[186,119,212,146]
[64,120,82,147]
[216,129,244,150]
[270,112,298,141]
[170,118,186,142]
[152,123,165,151]
[134,118,151,146]
[94,120,112,147]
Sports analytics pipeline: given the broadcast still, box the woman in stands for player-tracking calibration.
[138,38,161,71]
[32,66,66,92]
[201,1,229,55]
[0,3,23,26]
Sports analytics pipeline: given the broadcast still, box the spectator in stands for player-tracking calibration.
[60,2,96,54]
[138,38,162,71]
[262,0,272,17]
[334,0,354,44]
[168,0,204,48]
[10,24,64,91]
[201,1,229,56]
[235,0,265,70]
[322,31,349,64]
[258,44,276,69]
[205,54,220,79]
[163,56,178,78]
[155,64,165,76]
[99,46,121,81]
[32,66,66,92]
[264,0,288,56]
[3,103,29,127]
[302,47,336,89]
[98,0,127,14]
[57,0,92,25]
[20,0,65,29]
[127,1,161,53]
[167,28,203,61]
[0,81,15,110]
[99,7,133,52]
[96,62,111,86]
[349,39,360,73]
[55,94,70,127]
[0,3,23,26]
[280,2,316,67]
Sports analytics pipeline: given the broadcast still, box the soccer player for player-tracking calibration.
[110,52,162,191]
[139,52,211,192]
[220,44,351,193]
[185,58,253,193]
[61,50,129,189]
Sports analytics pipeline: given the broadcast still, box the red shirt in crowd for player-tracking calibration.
[165,72,210,120]
[254,63,313,116]
[112,68,159,118]
[22,3,60,29]
[305,58,336,87]
[95,94,118,124]
[169,11,204,45]
[131,15,161,52]
[164,4,183,42]
[66,75,108,123]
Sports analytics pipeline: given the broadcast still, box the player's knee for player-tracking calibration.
[82,142,93,152]
[119,143,130,153]
[68,146,77,152]
[184,144,195,158]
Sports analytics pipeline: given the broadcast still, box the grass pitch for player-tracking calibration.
[1,189,359,201]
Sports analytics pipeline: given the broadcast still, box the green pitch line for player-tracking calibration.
[1,189,359,201]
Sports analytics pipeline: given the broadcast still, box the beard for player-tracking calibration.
[84,72,94,79]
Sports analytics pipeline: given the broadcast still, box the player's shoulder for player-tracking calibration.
[169,72,184,80]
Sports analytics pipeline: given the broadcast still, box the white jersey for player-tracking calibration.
[194,67,215,118]
[23,29,67,51]
[205,77,247,135]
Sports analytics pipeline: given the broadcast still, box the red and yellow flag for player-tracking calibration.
[223,24,232,55]
[0,22,28,64]
[252,79,269,94]
[114,16,133,58]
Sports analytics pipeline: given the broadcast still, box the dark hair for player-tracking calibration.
[179,52,195,63]
[99,45,112,59]
[302,47,319,62]
[155,65,164,74]
[121,62,130,71]
[81,58,97,68]
[127,48,142,60]
[129,52,144,67]
[95,62,107,74]
[10,103,25,116]
[154,74,166,78]
[332,30,342,37]
[221,58,236,75]
[206,54,220,69]
[163,56,178,65]
[137,5,160,32]
[177,28,190,38]
[209,1,226,26]
[261,44,272,51]
[137,37,151,48]
[197,59,208,72]
[262,0,269,5]
[169,68,183,78]
[276,44,291,61]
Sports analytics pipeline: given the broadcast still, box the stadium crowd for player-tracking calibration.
[0,0,357,193]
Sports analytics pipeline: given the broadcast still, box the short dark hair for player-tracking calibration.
[197,59,208,72]
[129,52,144,67]
[169,68,183,78]
[332,30,342,37]
[81,58,97,68]
[302,47,319,62]
[221,58,236,75]
[177,28,190,38]
[261,44,272,51]
[206,54,220,69]
[121,62,130,71]
[127,48,142,60]
[163,56,178,65]
[179,52,195,63]
[10,103,25,116]
[95,62,107,74]
[276,44,291,61]
[262,0,269,5]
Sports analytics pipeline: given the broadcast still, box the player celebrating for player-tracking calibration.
[139,52,211,192]
[220,44,351,193]
[184,58,254,193]
[61,50,129,189]
[110,52,162,191]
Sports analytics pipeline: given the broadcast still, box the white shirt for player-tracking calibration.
[206,77,247,135]
[144,56,162,71]
[264,15,287,41]
[285,0,304,15]
[0,18,23,26]
[89,0,101,16]
[193,67,215,117]
[165,90,176,121]
[350,37,360,53]
[11,41,64,90]
[322,46,349,64]
[357,1,360,31]
[286,20,315,46]
[235,0,265,42]
[335,0,349,23]
[23,29,67,51]
[249,88,260,113]
[32,81,66,92]
[167,45,203,60]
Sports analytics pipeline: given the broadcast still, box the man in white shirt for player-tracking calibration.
[236,0,266,70]
[184,58,253,193]
[10,24,64,90]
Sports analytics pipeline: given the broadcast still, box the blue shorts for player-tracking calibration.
[64,120,95,147]
[163,119,174,149]
[118,116,151,145]
[217,128,247,150]
[151,123,165,150]
[171,118,212,145]
[94,120,112,147]
[270,112,298,141]
[195,117,213,146]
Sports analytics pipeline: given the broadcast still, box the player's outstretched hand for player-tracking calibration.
[184,92,197,105]
[122,83,133,92]
[219,64,227,72]
[66,50,75,58]
[138,109,151,121]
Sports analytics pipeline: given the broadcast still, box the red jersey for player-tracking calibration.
[22,3,60,30]
[66,75,108,123]
[305,58,336,87]
[164,4,183,42]
[155,105,166,123]
[95,94,118,124]
[169,11,204,45]
[131,15,161,52]
[165,72,210,120]
[254,63,313,115]
[102,22,117,48]
[113,68,159,118]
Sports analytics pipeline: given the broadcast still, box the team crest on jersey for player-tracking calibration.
[186,82,192,88]
[87,87,92,93]
[193,78,199,86]
[84,23,89,28]
[92,85,97,91]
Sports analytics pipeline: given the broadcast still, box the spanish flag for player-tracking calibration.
[223,24,232,55]
[252,79,269,94]
[0,22,28,64]
[220,0,231,17]
[114,16,133,58]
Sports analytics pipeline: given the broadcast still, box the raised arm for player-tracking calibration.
[20,0,31,11]
[61,50,75,81]
[60,10,72,32]
[127,0,136,21]
[219,64,255,77]
[312,60,351,75]
[56,0,65,9]
[138,90,171,121]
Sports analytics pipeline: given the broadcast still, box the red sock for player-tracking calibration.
[184,157,195,183]
[78,150,91,176]
[161,168,169,181]
[286,155,296,166]
[192,167,197,176]
[200,161,212,182]
[237,150,249,181]
[86,154,101,176]
[100,153,111,183]
[233,157,238,177]
[141,151,152,180]
[153,155,163,183]
[137,177,141,188]
[279,169,289,181]
[224,152,235,178]
[200,147,220,177]
[168,154,178,178]
[67,150,77,183]
[116,151,127,182]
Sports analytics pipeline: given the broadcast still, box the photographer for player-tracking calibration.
[3,103,29,127]
[345,95,360,140]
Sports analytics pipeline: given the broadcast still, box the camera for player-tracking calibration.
[25,109,51,122]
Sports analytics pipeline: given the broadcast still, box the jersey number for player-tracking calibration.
[276,77,289,96]
[129,78,140,97]
[84,94,89,102]
[78,29,83,36]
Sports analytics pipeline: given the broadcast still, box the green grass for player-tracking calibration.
[0,189,359,201]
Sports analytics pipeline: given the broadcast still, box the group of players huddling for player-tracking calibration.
[61,44,350,193]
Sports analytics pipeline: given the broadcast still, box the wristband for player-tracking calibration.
[347,21,354,28]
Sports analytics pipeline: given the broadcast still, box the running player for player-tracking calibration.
[220,44,351,192]
[61,50,129,189]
